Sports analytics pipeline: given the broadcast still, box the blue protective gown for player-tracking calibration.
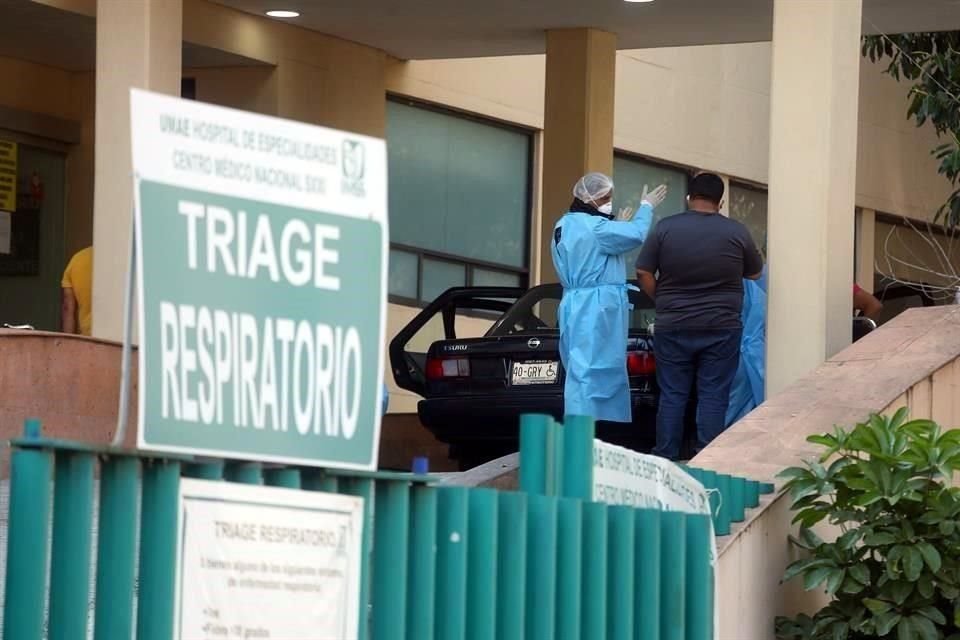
[724,267,767,426]
[551,204,654,422]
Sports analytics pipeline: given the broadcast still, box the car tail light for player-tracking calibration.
[627,351,655,376]
[426,357,470,380]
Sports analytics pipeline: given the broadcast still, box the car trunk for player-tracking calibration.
[424,335,563,396]
[423,332,656,397]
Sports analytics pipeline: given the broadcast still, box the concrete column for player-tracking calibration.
[92,0,182,340]
[766,0,862,395]
[539,28,616,284]
[855,208,877,291]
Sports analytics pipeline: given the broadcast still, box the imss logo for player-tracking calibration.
[341,140,366,197]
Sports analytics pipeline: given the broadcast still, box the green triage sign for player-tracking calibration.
[131,89,387,470]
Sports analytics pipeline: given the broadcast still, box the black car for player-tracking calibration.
[391,283,876,468]
[391,283,684,467]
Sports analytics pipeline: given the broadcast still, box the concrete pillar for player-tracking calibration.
[766,0,862,395]
[855,208,877,291]
[539,28,616,283]
[92,0,182,340]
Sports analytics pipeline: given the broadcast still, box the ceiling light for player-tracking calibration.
[623,0,655,3]
[266,10,300,18]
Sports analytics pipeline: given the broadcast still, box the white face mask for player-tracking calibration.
[597,202,613,215]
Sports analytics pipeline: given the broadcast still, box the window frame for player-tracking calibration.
[386,95,535,307]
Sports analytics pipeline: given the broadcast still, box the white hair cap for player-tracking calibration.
[573,172,613,203]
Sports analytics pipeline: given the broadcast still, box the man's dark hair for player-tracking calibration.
[688,173,725,205]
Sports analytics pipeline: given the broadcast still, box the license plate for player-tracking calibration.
[511,360,559,385]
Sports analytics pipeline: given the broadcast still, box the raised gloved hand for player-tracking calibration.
[615,206,636,222]
[640,184,668,209]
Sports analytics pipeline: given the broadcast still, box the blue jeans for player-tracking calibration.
[653,328,742,460]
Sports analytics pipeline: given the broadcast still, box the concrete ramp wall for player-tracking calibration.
[694,305,960,638]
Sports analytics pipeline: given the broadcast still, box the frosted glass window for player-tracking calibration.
[729,183,768,256]
[472,268,521,288]
[421,259,466,301]
[388,249,418,299]
[613,155,690,278]
[387,100,531,269]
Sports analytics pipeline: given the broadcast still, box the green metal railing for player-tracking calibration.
[517,413,774,536]
[680,465,775,536]
[1,415,744,639]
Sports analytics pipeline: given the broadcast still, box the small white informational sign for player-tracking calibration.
[592,438,711,514]
[175,479,364,640]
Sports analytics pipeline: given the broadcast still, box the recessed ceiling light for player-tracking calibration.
[623,0,655,3]
[266,10,300,18]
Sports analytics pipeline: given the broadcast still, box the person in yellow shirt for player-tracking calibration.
[61,246,93,335]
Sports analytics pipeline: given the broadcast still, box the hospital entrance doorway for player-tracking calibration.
[0,136,67,332]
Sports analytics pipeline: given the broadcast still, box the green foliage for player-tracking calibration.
[775,409,960,640]
[862,33,960,226]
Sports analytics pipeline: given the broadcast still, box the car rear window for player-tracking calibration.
[488,284,655,336]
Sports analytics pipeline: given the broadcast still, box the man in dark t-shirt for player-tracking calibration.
[635,173,764,459]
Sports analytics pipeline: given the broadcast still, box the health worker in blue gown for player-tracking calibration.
[551,172,668,422]
[724,266,767,427]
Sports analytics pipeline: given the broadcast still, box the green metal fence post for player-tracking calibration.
[264,467,301,489]
[729,476,746,523]
[183,460,224,480]
[660,510,686,640]
[549,419,563,496]
[436,486,469,640]
[606,506,634,640]
[685,514,714,640]
[715,474,732,536]
[224,461,263,484]
[3,422,53,640]
[407,484,437,640]
[302,470,338,493]
[94,456,141,640]
[697,469,719,534]
[555,498,582,640]
[496,492,527,640]
[635,509,661,640]
[49,451,95,640]
[373,479,410,640]
[137,459,181,640]
[519,414,551,495]
[745,479,761,509]
[580,502,607,640]
[341,477,375,640]
[466,488,498,640]
[560,415,595,500]
[525,494,558,640]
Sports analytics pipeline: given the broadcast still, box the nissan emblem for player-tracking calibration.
[527,338,541,349]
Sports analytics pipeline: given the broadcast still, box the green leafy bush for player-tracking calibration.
[775,409,960,640]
